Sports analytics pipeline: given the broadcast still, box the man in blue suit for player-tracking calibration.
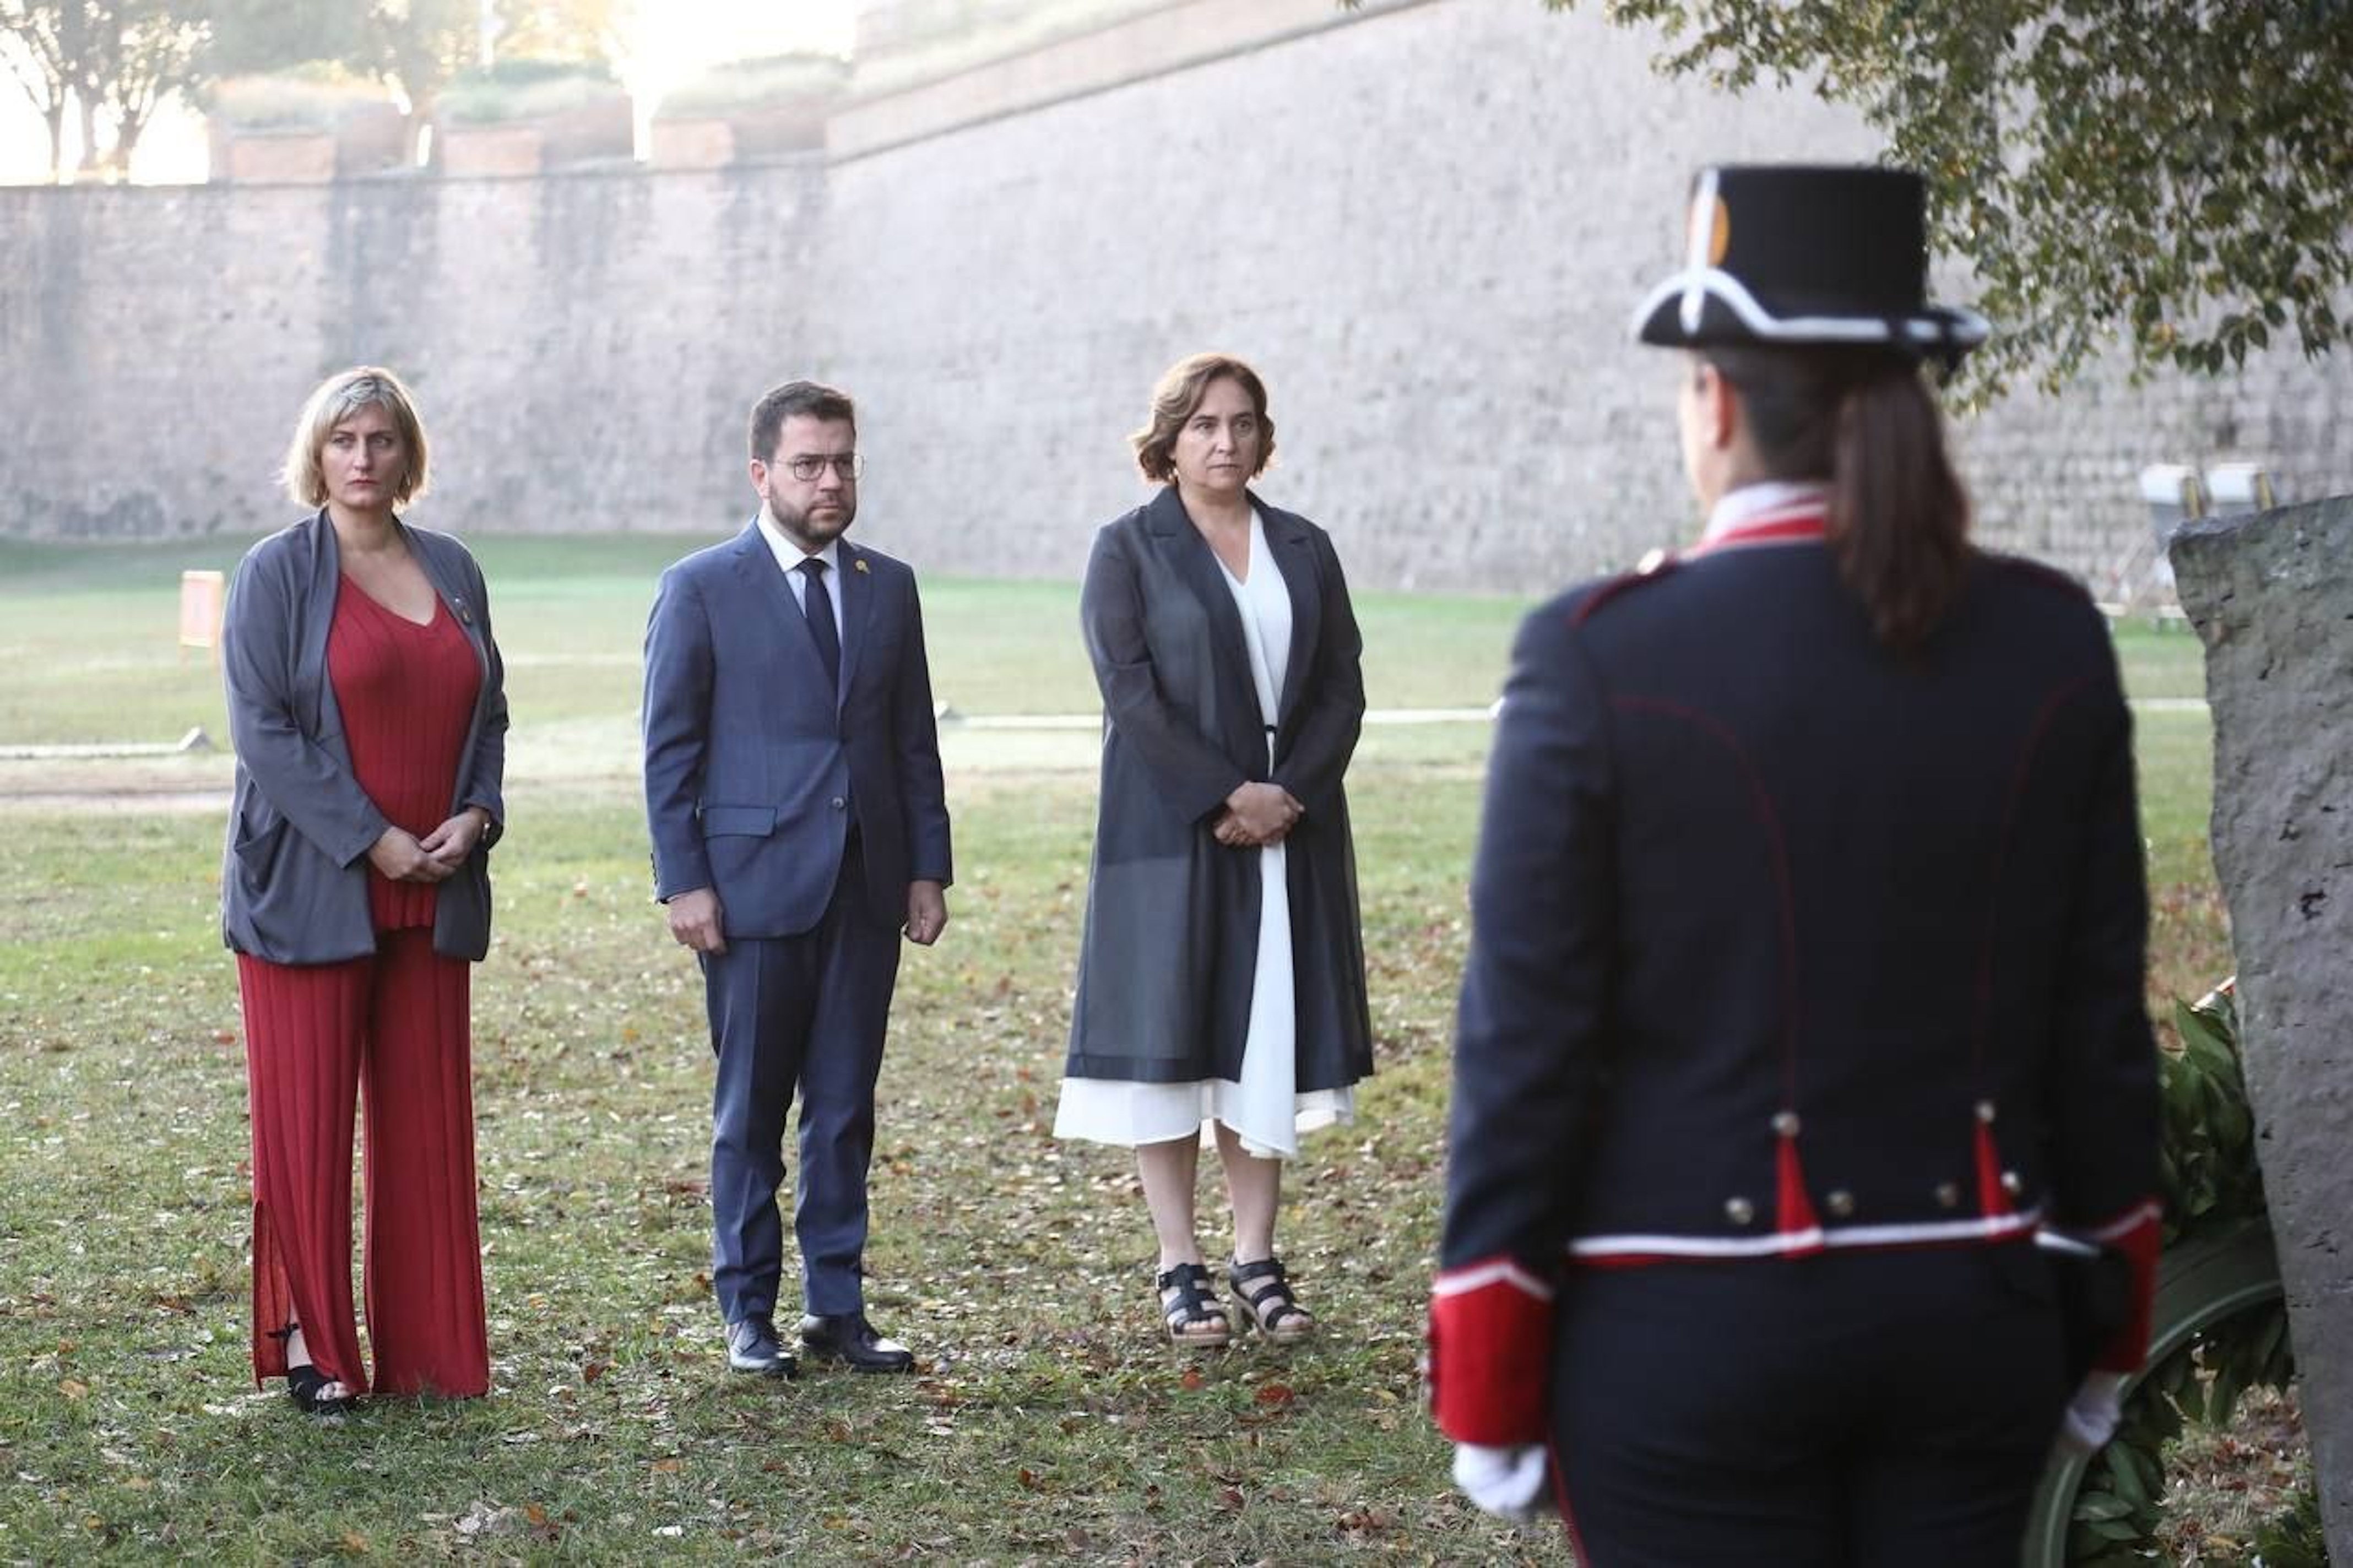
[643,380,953,1377]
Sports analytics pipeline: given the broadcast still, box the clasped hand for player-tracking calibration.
[1214,781,1302,848]
[368,811,484,884]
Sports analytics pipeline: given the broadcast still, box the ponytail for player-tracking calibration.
[1828,365,1969,652]
[1704,347,1971,653]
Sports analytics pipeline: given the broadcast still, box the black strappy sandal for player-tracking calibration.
[1228,1256,1314,1343]
[1154,1262,1232,1347]
[267,1325,355,1418]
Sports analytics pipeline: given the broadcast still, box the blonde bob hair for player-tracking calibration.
[281,366,430,509]
[1129,352,1276,484]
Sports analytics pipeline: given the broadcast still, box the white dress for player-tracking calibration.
[1054,511,1356,1159]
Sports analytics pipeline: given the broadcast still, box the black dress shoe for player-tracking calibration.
[798,1312,915,1372]
[726,1314,798,1377]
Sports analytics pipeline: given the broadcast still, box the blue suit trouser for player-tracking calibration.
[702,837,901,1323]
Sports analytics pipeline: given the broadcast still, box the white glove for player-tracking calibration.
[2056,1370,2126,1456]
[1451,1441,1549,1522]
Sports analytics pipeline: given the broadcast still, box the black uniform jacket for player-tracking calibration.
[1429,522,2161,1444]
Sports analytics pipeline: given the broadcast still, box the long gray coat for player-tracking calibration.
[1066,485,1373,1091]
[219,511,508,965]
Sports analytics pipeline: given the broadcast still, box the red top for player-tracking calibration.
[327,579,482,932]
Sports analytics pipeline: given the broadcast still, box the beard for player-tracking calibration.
[768,492,855,551]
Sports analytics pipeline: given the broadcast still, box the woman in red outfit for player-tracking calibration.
[220,366,508,1415]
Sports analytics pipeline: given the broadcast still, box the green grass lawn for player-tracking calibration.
[0,534,1528,747]
[0,538,2235,1562]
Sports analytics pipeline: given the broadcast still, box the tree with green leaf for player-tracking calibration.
[0,0,80,177]
[199,0,370,78]
[200,0,615,160]
[492,0,622,64]
[80,0,206,173]
[1364,0,2353,401]
[1,0,205,178]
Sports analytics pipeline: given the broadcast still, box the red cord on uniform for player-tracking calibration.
[1775,1125,1824,1251]
[1974,1119,2013,1218]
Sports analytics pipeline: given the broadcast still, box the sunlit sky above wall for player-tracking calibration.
[0,0,857,183]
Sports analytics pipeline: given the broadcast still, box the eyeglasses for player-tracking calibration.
[779,453,864,482]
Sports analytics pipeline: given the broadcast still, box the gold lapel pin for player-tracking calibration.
[853,559,869,574]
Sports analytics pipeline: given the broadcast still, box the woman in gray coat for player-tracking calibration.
[1055,354,1373,1345]
[221,366,507,1414]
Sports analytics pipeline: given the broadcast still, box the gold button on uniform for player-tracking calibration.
[1724,1196,1755,1226]
[1825,1189,1855,1218]
[1934,1182,1961,1209]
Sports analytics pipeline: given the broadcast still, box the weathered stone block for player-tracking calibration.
[205,79,409,183]
[649,118,734,170]
[437,94,635,176]
[437,123,544,178]
[333,102,409,177]
[536,94,635,166]
[2172,492,2353,1561]
[724,100,832,158]
[218,132,337,185]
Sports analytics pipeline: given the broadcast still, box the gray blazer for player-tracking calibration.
[1065,486,1373,1090]
[219,511,508,965]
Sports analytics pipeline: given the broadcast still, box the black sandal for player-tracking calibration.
[1228,1256,1314,1342]
[1154,1262,1232,1347]
[267,1325,355,1417]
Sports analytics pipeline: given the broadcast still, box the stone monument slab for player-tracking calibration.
[2172,492,2353,1559]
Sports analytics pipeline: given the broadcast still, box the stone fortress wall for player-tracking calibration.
[2,0,2346,595]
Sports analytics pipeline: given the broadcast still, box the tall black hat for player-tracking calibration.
[1631,165,1988,362]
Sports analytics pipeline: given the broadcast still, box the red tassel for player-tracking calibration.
[1975,1118,2013,1217]
[1775,1122,1823,1252]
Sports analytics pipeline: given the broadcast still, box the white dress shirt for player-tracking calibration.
[754,512,847,648]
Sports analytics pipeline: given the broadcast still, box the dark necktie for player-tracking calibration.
[796,557,841,690]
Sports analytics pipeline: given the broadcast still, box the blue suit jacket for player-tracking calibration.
[641,523,952,937]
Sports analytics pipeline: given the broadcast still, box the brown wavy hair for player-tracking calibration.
[1704,345,1972,652]
[1130,353,1277,484]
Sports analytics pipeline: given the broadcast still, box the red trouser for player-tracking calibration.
[238,929,488,1397]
